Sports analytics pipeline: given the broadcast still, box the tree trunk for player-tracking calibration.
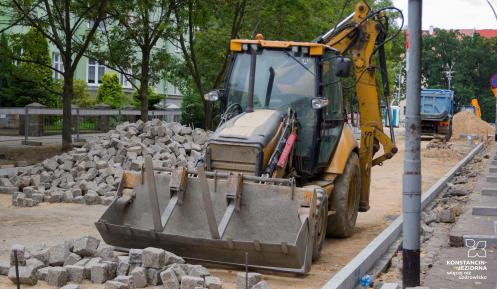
[62,72,73,151]
[203,100,212,130]
[139,84,149,122]
[140,50,150,121]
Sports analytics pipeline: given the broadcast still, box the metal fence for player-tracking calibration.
[0,104,181,144]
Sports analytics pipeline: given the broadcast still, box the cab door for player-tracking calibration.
[317,52,344,168]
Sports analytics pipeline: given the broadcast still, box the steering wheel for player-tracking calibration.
[225,103,243,117]
[217,103,243,129]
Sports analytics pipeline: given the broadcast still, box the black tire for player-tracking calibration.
[445,120,453,142]
[326,153,361,238]
[312,193,328,261]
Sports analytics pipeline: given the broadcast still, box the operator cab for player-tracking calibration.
[205,36,351,177]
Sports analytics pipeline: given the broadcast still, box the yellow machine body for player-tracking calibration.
[97,0,398,274]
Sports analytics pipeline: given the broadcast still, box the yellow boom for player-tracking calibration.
[322,1,398,210]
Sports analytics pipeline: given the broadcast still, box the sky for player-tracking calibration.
[392,0,497,30]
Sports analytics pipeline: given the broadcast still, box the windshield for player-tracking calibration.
[226,49,316,111]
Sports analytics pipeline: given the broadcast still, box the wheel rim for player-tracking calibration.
[315,200,326,249]
[346,171,357,222]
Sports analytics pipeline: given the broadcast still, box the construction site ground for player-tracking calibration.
[0,134,474,289]
[421,145,497,288]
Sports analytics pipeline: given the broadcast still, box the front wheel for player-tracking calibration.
[326,153,361,238]
[312,192,328,261]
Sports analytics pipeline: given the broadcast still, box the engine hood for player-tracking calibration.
[210,109,283,147]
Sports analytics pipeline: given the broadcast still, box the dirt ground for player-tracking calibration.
[212,137,474,289]
[0,144,62,166]
[0,135,474,289]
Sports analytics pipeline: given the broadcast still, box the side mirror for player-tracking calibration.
[203,90,224,102]
[311,97,329,109]
[334,57,352,77]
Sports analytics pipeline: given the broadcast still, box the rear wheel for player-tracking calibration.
[326,153,361,238]
[445,120,453,141]
[437,120,452,142]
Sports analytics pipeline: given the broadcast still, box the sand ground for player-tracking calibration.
[0,136,475,289]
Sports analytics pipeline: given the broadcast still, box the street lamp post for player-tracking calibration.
[402,0,422,287]
[445,63,455,90]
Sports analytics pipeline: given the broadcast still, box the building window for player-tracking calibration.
[120,71,132,88]
[87,58,105,85]
[174,39,181,53]
[13,48,23,67]
[173,114,180,122]
[52,52,64,81]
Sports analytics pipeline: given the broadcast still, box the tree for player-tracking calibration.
[180,87,204,127]
[1,0,109,150]
[0,28,58,107]
[0,33,13,107]
[54,79,94,107]
[421,29,497,122]
[96,73,126,108]
[132,86,162,110]
[69,80,94,107]
[92,0,175,121]
[169,0,400,129]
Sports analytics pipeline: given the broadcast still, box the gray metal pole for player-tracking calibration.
[402,0,422,288]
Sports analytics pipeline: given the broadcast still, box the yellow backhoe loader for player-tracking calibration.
[96,1,400,273]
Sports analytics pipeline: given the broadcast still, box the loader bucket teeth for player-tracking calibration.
[96,164,317,273]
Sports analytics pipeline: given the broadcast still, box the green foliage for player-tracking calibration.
[167,0,403,127]
[72,80,94,107]
[132,86,162,110]
[0,28,58,107]
[55,79,94,107]
[421,29,497,122]
[96,73,126,108]
[1,0,110,149]
[180,86,205,128]
[0,33,13,106]
[90,0,173,120]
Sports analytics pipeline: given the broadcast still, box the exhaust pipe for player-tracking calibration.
[246,44,257,113]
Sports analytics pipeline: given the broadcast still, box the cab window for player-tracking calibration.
[321,51,343,120]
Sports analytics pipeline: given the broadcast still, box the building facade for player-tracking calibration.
[0,16,183,109]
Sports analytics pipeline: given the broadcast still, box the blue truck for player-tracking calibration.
[420,89,455,141]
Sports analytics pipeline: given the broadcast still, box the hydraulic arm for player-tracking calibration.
[317,1,398,211]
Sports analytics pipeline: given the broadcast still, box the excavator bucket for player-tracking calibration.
[96,157,319,273]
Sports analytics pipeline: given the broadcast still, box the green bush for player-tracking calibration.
[96,73,126,108]
[54,79,94,107]
[0,29,58,107]
[72,80,94,107]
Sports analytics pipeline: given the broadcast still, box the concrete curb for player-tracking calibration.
[321,143,484,289]
[481,188,497,196]
[463,235,497,248]
[472,206,497,216]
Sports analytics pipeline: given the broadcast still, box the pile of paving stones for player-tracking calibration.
[0,236,269,289]
[0,119,210,207]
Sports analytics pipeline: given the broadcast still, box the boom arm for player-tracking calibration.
[318,1,398,211]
